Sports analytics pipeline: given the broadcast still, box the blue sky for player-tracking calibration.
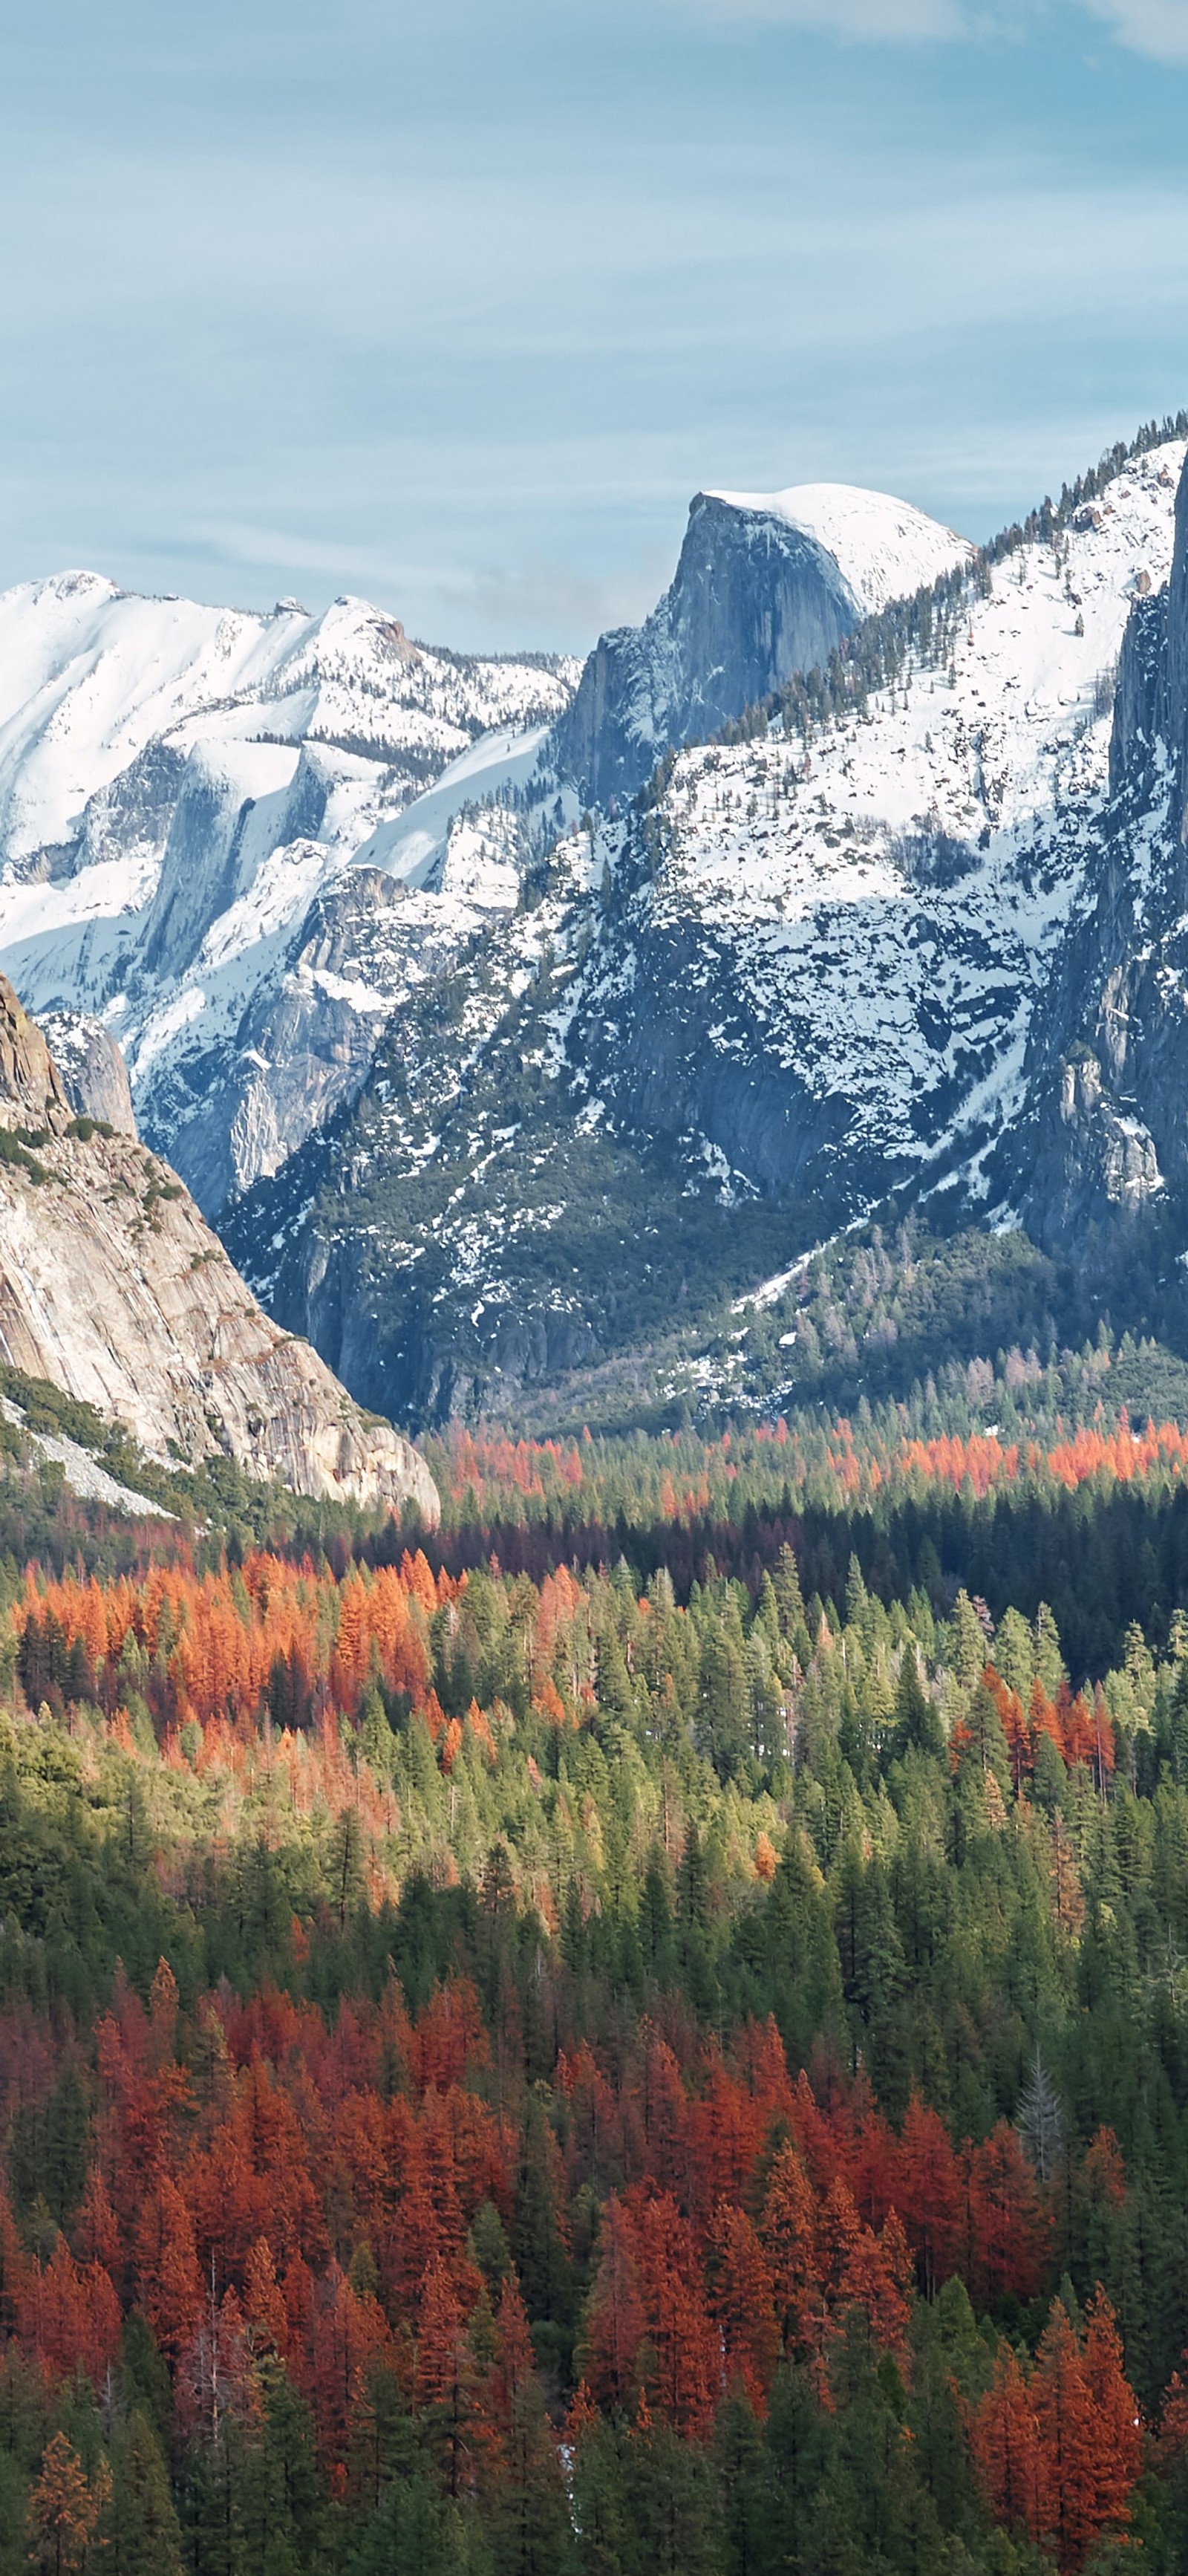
[2,0,1187,651]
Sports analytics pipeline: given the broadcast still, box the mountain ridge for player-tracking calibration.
[0,973,438,1515]
[6,415,1188,1436]
[548,482,970,811]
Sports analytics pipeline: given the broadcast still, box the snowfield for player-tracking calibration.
[567,440,1187,1203]
[0,438,1181,1255]
[0,573,578,1203]
[0,573,577,870]
[704,482,973,614]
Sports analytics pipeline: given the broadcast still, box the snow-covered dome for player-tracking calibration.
[705,481,973,615]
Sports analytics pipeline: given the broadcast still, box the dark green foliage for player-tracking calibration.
[13,1399,1188,2569]
[106,2412,184,2576]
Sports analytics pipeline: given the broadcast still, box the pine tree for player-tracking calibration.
[235,2358,324,2576]
[890,1650,944,1763]
[971,2344,1043,2543]
[760,2146,821,2355]
[897,2094,962,2297]
[1032,2298,1101,2572]
[104,2411,183,2576]
[1017,2049,1064,2184]
[486,2275,573,2576]
[708,2201,779,2410]
[26,2433,110,2576]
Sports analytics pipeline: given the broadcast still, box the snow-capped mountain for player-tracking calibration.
[562,442,1184,1215]
[0,573,578,1207]
[0,483,966,1223]
[704,481,974,615]
[220,426,1188,1427]
[6,422,1188,1434]
[0,573,571,869]
[1014,443,1188,1245]
[549,482,971,809]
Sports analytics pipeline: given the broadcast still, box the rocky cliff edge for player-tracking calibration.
[0,976,438,1520]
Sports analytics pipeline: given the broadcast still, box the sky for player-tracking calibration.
[1,0,1188,653]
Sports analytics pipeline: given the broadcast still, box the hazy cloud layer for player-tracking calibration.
[686,0,960,28]
[1,0,1187,651]
[685,0,1188,56]
[1084,0,1188,58]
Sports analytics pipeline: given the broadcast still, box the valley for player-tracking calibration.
[4,419,1188,1442]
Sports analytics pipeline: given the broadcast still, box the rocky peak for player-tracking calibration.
[0,972,69,1124]
[0,978,438,1520]
[1017,446,1188,1249]
[1163,447,1188,829]
[1019,1047,1163,1252]
[1109,446,1188,815]
[552,495,860,809]
[550,481,970,810]
[39,1009,137,1134]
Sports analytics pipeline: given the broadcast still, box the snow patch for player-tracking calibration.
[704,482,973,614]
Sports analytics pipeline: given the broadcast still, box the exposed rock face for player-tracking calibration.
[1109,453,1188,827]
[1,441,1184,1434]
[1017,446,1188,1248]
[222,437,1187,1429]
[0,1394,173,1518]
[39,1010,137,1133]
[0,978,68,1119]
[1020,1050,1163,1251]
[0,492,961,1232]
[1167,459,1188,826]
[146,866,414,1213]
[553,498,861,810]
[0,976,437,1518]
[550,485,971,810]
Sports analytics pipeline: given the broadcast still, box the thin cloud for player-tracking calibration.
[186,520,666,646]
[685,0,961,30]
[1083,0,1188,59]
[682,0,1188,58]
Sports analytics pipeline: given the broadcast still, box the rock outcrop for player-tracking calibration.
[39,1009,137,1133]
[221,435,1188,1429]
[148,865,414,1214]
[1108,452,1188,828]
[0,976,437,1518]
[1019,1050,1163,1251]
[0,976,69,1119]
[551,484,970,810]
[1017,446,1188,1248]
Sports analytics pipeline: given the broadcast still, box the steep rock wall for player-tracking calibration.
[0,976,437,1517]
[553,498,861,808]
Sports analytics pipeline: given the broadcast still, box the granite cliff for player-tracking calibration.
[1014,448,1188,1247]
[0,975,437,1516]
[550,483,971,808]
[223,428,1188,1428]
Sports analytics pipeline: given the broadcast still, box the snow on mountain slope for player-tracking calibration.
[0,572,578,1208]
[0,477,970,1224]
[549,478,972,810]
[2,428,1184,1447]
[0,573,576,871]
[562,440,1186,1211]
[1011,441,1188,1249]
[0,573,303,868]
[354,721,567,885]
[216,431,1188,1431]
[703,482,973,615]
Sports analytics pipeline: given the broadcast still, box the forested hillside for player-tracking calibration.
[9,1402,1188,2572]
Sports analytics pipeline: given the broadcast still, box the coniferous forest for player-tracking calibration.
[13,1394,1188,2572]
